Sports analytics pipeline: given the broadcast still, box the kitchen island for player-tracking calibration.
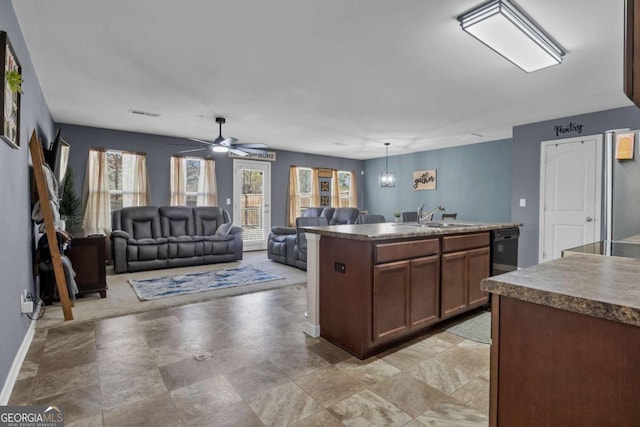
[481,254,640,426]
[301,220,519,359]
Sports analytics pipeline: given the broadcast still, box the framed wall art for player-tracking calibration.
[320,195,329,206]
[1,31,21,149]
[320,181,330,192]
[413,169,437,190]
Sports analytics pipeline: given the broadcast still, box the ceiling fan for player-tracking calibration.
[178,116,268,157]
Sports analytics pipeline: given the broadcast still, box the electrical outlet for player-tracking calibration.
[20,291,33,313]
[226,198,231,205]
[519,198,526,207]
[334,262,346,274]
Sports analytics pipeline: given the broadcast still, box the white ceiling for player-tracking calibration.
[12,0,631,160]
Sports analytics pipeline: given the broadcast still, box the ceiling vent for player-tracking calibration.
[128,109,160,117]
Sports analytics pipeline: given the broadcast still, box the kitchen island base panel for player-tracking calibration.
[491,295,640,426]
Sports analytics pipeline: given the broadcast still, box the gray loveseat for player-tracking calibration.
[111,206,242,273]
[267,207,359,270]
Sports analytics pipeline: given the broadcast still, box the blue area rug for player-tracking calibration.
[129,264,284,301]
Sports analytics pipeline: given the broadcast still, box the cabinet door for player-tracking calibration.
[441,251,467,318]
[373,260,411,342]
[410,255,440,328]
[467,246,490,307]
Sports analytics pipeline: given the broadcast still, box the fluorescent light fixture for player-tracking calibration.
[212,145,229,153]
[458,0,564,73]
[380,142,395,188]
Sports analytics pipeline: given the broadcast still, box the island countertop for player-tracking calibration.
[300,221,520,241]
[481,254,640,327]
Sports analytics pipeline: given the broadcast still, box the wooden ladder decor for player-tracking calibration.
[29,130,74,321]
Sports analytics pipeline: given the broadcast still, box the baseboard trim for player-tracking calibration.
[303,322,320,338]
[0,307,40,405]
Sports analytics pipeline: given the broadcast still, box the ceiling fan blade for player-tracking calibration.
[235,143,267,149]
[177,147,210,154]
[221,137,238,147]
[229,148,249,156]
[238,147,268,154]
[188,137,215,145]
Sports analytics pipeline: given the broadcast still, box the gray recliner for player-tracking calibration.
[293,216,329,269]
[356,214,386,224]
[267,206,358,270]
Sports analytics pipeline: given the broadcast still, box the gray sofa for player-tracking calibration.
[111,206,242,273]
[267,207,359,270]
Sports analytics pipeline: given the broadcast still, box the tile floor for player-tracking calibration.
[10,284,490,426]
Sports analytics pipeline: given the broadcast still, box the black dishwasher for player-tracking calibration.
[491,227,519,276]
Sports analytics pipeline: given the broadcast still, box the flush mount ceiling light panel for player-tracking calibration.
[458,0,564,73]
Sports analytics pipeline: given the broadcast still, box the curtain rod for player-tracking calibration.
[89,147,147,156]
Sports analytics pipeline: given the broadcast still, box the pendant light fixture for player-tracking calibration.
[380,142,395,187]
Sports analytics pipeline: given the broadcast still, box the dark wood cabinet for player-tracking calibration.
[441,233,490,319]
[373,260,411,341]
[625,0,640,106]
[410,255,440,328]
[490,295,640,426]
[66,232,107,298]
[319,231,491,359]
[373,254,441,343]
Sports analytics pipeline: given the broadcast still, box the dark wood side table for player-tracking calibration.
[66,228,108,298]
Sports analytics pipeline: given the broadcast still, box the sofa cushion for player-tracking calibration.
[160,206,195,237]
[193,207,229,236]
[216,222,233,236]
[120,206,162,239]
[329,207,360,225]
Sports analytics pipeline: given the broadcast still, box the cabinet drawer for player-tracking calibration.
[375,239,439,264]
[442,232,490,253]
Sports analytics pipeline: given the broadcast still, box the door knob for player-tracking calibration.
[586,217,593,222]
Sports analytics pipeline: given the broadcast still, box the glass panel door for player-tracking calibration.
[233,159,271,251]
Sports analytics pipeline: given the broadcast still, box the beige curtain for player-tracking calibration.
[349,171,358,208]
[311,168,320,207]
[197,158,218,206]
[169,156,186,206]
[287,166,299,227]
[331,169,340,207]
[82,149,111,232]
[123,152,149,207]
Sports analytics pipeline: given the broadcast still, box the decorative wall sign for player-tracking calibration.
[320,195,329,206]
[318,168,333,178]
[320,181,329,192]
[413,169,437,190]
[1,31,21,149]
[228,150,276,161]
[554,121,583,137]
[615,132,635,160]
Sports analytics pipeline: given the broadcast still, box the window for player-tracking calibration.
[82,148,148,231]
[106,150,148,211]
[338,171,351,207]
[298,167,312,216]
[170,156,217,206]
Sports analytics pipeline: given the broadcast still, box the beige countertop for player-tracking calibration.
[481,254,640,327]
[300,221,520,241]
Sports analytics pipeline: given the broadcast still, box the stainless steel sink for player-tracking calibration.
[426,222,478,228]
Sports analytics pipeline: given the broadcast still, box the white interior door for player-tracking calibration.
[233,159,271,251]
[539,136,602,262]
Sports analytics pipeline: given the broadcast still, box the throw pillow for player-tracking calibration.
[215,222,233,236]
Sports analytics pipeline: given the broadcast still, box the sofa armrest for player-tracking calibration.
[111,230,130,239]
[110,231,129,274]
[270,226,296,235]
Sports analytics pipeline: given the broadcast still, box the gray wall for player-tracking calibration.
[0,2,55,393]
[57,124,364,227]
[512,105,640,267]
[363,139,512,224]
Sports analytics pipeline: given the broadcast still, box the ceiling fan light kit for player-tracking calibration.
[458,0,564,73]
[180,116,268,157]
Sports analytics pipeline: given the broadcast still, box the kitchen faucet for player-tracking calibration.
[417,204,445,224]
